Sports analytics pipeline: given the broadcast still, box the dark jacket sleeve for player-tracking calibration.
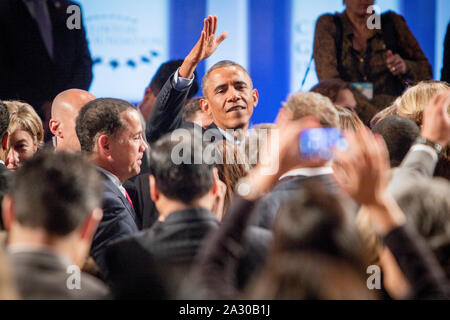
[65,2,93,90]
[192,195,258,299]
[145,73,191,144]
[442,22,450,83]
[384,225,450,299]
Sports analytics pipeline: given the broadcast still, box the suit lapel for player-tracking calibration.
[98,170,141,228]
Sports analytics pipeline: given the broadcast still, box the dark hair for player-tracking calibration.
[76,98,134,153]
[12,150,102,236]
[183,97,203,122]
[0,101,10,144]
[247,182,373,299]
[310,79,351,103]
[214,140,248,214]
[149,130,216,203]
[395,178,450,278]
[202,60,252,97]
[271,182,368,268]
[150,60,199,99]
[372,115,420,167]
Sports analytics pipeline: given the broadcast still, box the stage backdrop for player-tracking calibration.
[78,0,449,125]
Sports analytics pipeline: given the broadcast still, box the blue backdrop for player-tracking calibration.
[79,0,449,126]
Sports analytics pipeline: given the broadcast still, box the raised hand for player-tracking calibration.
[332,128,390,206]
[179,15,228,79]
[386,50,407,76]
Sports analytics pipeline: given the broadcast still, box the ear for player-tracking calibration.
[211,167,219,195]
[97,134,111,156]
[1,131,8,151]
[74,208,103,267]
[149,175,159,202]
[200,98,212,116]
[49,119,62,137]
[2,195,14,231]
[79,208,103,243]
[251,89,259,108]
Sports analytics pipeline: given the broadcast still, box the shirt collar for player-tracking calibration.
[97,166,122,188]
[217,127,248,145]
[279,166,333,180]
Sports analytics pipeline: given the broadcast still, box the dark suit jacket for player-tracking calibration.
[104,207,271,298]
[0,0,92,115]
[146,73,225,145]
[123,174,159,230]
[91,171,140,280]
[442,22,450,83]
[9,250,108,299]
[0,163,12,230]
[252,174,339,229]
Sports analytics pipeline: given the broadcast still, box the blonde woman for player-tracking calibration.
[394,82,450,179]
[396,81,449,126]
[3,101,44,171]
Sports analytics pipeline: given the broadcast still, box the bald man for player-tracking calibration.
[49,89,95,152]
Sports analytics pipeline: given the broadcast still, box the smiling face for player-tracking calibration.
[6,129,38,171]
[109,109,148,182]
[202,65,258,131]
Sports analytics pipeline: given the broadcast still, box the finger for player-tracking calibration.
[216,31,228,45]
[373,134,390,172]
[203,18,207,33]
[386,50,393,58]
[212,15,218,35]
[205,17,211,37]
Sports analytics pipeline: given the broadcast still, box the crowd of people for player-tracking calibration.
[0,1,450,300]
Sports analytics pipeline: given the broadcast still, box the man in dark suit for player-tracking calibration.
[146,16,258,146]
[2,151,108,299]
[251,92,344,229]
[0,102,12,230]
[442,22,450,83]
[0,0,93,136]
[105,131,271,298]
[75,98,148,279]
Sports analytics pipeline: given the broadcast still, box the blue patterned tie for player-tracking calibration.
[32,0,54,58]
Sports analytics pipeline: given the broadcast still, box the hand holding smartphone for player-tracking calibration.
[300,128,348,160]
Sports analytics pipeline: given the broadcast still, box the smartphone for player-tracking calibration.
[300,128,348,160]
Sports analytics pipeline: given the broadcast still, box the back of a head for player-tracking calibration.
[372,115,420,167]
[4,101,44,145]
[284,92,340,128]
[395,178,450,277]
[151,60,199,98]
[183,97,203,122]
[272,181,368,268]
[247,252,374,300]
[396,81,449,126]
[336,106,364,131]
[149,130,216,204]
[12,150,102,236]
[249,183,372,299]
[0,102,10,149]
[75,98,134,153]
[310,79,350,103]
[52,89,95,118]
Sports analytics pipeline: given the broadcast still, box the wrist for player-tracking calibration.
[415,136,444,155]
[179,59,197,79]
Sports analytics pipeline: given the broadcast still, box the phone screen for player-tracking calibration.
[300,128,348,160]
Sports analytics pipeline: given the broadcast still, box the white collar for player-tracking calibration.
[279,166,334,180]
[217,127,249,145]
